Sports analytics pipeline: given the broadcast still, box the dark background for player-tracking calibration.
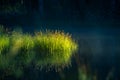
[0,0,120,80]
[0,0,120,27]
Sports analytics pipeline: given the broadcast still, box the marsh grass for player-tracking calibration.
[0,27,78,78]
[0,35,10,70]
[0,35,10,54]
[34,31,78,68]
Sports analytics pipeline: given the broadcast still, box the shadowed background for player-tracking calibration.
[0,0,120,80]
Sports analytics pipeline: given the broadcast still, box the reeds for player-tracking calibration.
[0,27,78,77]
[34,31,78,68]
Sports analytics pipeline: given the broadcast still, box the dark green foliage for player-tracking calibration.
[0,0,26,15]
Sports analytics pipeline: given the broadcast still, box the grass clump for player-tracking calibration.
[0,35,10,54]
[0,27,78,78]
[10,32,35,66]
[0,35,10,69]
[34,31,78,68]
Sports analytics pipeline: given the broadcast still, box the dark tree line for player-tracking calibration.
[0,0,120,19]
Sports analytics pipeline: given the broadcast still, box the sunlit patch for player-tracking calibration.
[34,30,78,69]
[0,27,78,77]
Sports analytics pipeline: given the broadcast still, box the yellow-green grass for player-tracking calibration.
[0,35,10,69]
[34,31,78,68]
[0,29,78,75]
[10,32,35,67]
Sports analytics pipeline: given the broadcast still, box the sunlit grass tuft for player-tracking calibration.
[34,30,78,68]
[0,35,10,54]
[0,28,78,78]
[0,35,10,69]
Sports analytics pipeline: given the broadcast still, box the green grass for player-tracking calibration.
[0,27,78,78]
[34,31,78,68]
